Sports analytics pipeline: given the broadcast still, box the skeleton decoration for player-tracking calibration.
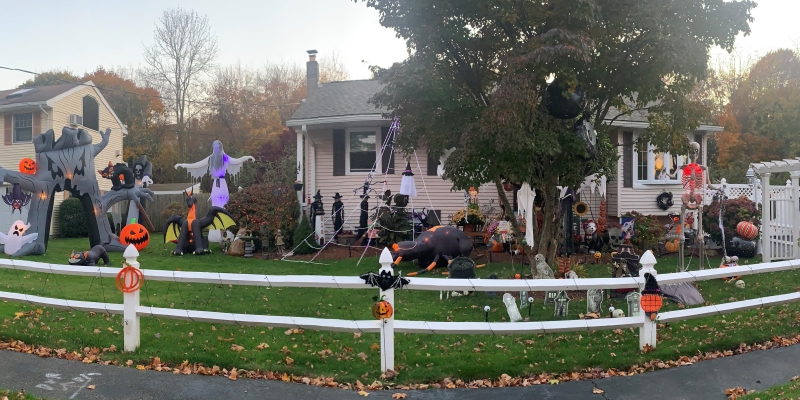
[678,141,715,271]
[0,127,152,256]
[608,226,622,251]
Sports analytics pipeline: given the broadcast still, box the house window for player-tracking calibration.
[634,139,686,184]
[347,130,378,173]
[13,113,33,143]
[82,95,100,131]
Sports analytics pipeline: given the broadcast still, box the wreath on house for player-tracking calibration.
[656,192,674,211]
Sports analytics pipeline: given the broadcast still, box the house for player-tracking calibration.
[287,50,722,236]
[0,82,126,235]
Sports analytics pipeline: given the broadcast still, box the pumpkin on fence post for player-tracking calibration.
[116,262,144,293]
[640,273,662,321]
[372,295,393,320]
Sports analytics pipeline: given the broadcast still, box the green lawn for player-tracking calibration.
[742,378,800,399]
[0,234,798,386]
[0,388,40,400]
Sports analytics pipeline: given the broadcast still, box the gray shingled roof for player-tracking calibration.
[0,82,81,107]
[288,80,387,121]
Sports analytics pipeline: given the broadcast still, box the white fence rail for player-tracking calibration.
[1,246,799,373]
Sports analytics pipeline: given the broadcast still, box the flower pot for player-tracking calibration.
[293,183,304,191]
[462,224,475,233]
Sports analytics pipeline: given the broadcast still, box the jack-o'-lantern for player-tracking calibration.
[119,218,150,251]
[19,157,36,175]
[372,296,393,320]
[664,239,680,253]
[594,252,602,260]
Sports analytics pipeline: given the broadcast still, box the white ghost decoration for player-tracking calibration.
[0,220,38,255]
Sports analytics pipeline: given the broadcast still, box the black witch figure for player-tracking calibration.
[356,193,370,240]
[332,192,344,238]
[311,190,324,233]
[559,188,575,256]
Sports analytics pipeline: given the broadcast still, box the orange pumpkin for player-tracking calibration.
[736,221,758,240]
[492,241,504,253]
[120,219,150,251]
[115,264,144,293]
[664,239,680,253]
[372,296,393,320]
[19,157,36,175]
[719,263,741,282]
[641,294,662,321]
[594,252,602,260]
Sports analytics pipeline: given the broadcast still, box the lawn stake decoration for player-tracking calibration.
[359,270,410,291]
[119,218,150,251]
[390,226,474,276]
[0,221,38,256]
[18,156,36,175]
[553,291,571,317]
[626,292,641,317]
[545,290,558,305]
[0,127,152,256]
[2,183,32,214]
[372,295,393,320]
[503,293,523,322]
[163,190,236,255]
[586,289,603,314]
[640,273,663,321]
[68,245,109,266]
[116,262,144,293]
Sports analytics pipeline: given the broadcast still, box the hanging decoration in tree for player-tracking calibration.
[544,78,585,119]
[18,157,36,175]
[656,192,674,211]
[359,270,410,291]
[640,273,663,321]
[116,262,144,293]
[573,112,597,156]
[399,162,417,197]
[163,191,237,255]
[2,183,31,214]
[372,295,394,320]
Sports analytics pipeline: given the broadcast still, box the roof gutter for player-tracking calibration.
[603,119,723,132]
[0,101,47,112]
[287,114,386,127]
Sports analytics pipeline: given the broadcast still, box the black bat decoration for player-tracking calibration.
[359,270,409,291]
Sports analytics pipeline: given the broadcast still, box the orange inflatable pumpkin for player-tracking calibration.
[19,157,36,175]
[116,264,144,293]
[119,219,150,251]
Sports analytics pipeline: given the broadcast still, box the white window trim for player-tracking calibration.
[632,134,685,188]
[345,127,381,175]
[12,112,34,144]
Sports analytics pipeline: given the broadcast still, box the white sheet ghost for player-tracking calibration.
[0,220,38,255]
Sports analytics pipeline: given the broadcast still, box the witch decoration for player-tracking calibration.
[399,162,417,197]
[2,183,31,214]
[332,193,344,237]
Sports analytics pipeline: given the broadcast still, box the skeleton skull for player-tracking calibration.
[608,227,622,251]
[134,164,143,179]
[689,142,701,163]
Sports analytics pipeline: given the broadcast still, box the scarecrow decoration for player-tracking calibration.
[163,191,236,255]
[640,273,663,321]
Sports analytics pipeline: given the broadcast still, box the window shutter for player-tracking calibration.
[622,131,633,188]
[694,133,703,164]
[332,129,345,176]
[3,114,10,145]
[32,111,41,138]
[381,126,395,174]
[427,151,439,176]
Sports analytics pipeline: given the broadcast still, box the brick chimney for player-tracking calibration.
[306,50,319,97]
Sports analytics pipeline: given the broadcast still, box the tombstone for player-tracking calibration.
[503,293,523,322]
[545,291,558,304]
[554,291,571,317]
[586,289,603,314]
[626,292,642,317]
[520,291,528,308]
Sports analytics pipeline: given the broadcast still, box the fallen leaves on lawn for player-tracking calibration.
[391,393,407,399]
[231,344,244,352]
[285,328,304,336]
[256,343,269,350]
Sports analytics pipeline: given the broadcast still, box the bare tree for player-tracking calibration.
[318,50,351,83]
[142,7,218,156]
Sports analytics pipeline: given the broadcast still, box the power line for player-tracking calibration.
[0,65,304,110]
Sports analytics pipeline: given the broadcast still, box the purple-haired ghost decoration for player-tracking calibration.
[2,184,31,214]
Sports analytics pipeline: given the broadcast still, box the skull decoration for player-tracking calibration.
[689,142,701,163]
[608,227,622,251]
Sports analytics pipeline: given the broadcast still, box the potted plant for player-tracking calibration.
[451,203,486,232]
[293,180,304,191]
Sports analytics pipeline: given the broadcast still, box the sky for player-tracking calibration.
[0,0,798,90]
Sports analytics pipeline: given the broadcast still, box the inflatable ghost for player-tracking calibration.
[0,220,39,256]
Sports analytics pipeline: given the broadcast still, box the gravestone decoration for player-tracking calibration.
[0,127,152,256]
[545,290,558,305]
[520,291,529,308]
[554,291,571,317]
[626,292,641,317]
[503,293,523,322]
[586,289,603,314]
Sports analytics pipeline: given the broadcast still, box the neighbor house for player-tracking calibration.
[0,82,126,235]
[287,51,722,234]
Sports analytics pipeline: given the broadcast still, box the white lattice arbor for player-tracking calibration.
[750,159,800,262]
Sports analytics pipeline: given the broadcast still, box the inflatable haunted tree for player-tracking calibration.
[0,126,152,256]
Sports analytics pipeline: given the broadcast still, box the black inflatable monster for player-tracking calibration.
[163,191,236,255]
[390,226,474,276]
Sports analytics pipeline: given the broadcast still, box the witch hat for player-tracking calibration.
[399,162,417,197]
[313,190,323,200]
[332,192,342,199]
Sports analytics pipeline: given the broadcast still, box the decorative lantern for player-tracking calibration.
[736,220,758,241]
[640,273,662,321]
[372,295,393,320]
[119,218,150,251]
[115,263,144,293]
[18,157,36,175]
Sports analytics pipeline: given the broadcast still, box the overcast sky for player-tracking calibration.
[0,0,797,90]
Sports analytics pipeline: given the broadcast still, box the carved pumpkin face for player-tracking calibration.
[372,297,393,320]
[19,157,36,175]
[120,221,150,251]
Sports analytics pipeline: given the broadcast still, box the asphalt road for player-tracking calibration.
[1,343,799,400]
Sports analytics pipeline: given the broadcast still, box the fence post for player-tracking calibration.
[638,250,658,350]
[378,248,395,372]
[123,245,141,352]
[763,173,771,263]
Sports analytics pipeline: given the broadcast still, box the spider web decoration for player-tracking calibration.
[359,270,410,291]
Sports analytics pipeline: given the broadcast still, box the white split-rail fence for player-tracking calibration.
[0,245,799,373]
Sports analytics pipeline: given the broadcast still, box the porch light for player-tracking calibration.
[745,166,755,186]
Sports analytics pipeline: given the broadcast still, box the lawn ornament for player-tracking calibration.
[503,293,523,322]
[597,200,607,236]
[163,191,236,255]
[640,273,663,321]
[660,282,704,306]
[612,308,625,318]
[553,291,571,317]
[119,219,150,251]
[656,191,674,211]
[372,296,393,320]
[331,193,345,237]
[535,254,556,279]
[98,162,135,190]
[678,142,715,271]
[275,229,285,254]
[621,218,635,241]
[719,256,741,281]
[0,127,152,256]
[573,201,588,217]
[391,226,474,276]
[735,279,745,289]
[68,245,110,266]
[586,289,603,314]
[736,220,758,241]
[0,221,38,256]
[557,256,571,277]
[126,155,154,226]
[730,236,757,258]
[310,190,325,243]
[544,78,584,119]
[582,219,601,253]
[116,263,144,293]
[18,157,36,175]
[625,292,641,317]
[664,239,680,253]
[399,162,417,197]
[2,183,31,214]
[594,251,602,261]
[608,227,622,251]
